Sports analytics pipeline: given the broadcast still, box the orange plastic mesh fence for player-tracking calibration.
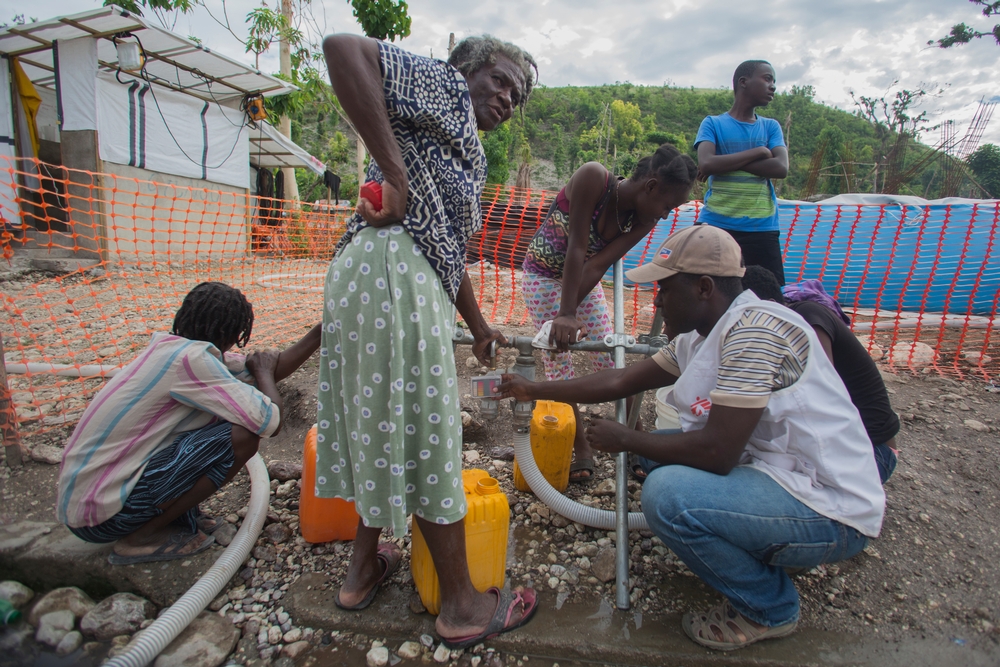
[0,159,997,442]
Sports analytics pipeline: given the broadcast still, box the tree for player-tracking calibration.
[481,124,513,185]
[348,0,411,41]
[967,143,1000,197]
[932,0,1000,48]
[850,83,938,193]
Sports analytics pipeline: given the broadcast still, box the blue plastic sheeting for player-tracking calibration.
[610,201,1000,316]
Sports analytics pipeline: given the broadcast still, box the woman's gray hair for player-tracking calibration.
[448,35,538,107]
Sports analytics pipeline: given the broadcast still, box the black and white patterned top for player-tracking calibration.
[334,41,487,302]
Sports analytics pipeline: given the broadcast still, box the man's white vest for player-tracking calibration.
[666,291,886,537]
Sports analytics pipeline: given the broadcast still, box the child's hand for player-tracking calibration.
[550,315,581,350]
[496,374,534,402]
[247,348,280,378]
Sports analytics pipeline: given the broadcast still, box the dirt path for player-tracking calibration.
[3,328,999,661]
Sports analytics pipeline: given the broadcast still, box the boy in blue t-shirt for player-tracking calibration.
[695,60,789,284]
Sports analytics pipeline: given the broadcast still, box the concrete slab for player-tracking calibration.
[282,572,999,667]
[0,521,224,607]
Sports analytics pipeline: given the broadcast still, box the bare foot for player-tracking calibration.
[113,526,211,559]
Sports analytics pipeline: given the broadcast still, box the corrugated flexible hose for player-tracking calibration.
[103,454,271,667]
[511,428,649,531]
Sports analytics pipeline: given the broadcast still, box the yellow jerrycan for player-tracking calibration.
[410,469,509,615]
[513,400,576,493]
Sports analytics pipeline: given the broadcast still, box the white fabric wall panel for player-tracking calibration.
[54,37,98,132]
[96,72,248,189]
[0,57,18,227]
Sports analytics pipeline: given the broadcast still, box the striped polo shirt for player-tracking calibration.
[57,332,281,528]
[653,308,810,408]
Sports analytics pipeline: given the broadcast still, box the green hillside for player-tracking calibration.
[291,83,964,203]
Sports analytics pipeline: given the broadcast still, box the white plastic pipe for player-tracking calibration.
[512,429,649,531]
[103,454,271,667]
[5,362,122,377]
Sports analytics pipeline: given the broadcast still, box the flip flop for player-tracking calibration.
[568,458,595,484]
[108,530,215,565]
[335,542,402,611]
[440,587,539,650]
[628,453,648,484]
[196,514,222,534]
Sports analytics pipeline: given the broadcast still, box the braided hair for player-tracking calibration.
[630,143,698,192]
[171,282,254,350]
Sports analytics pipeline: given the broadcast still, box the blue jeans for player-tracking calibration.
[873,443,897,484]
[638,431,868,627]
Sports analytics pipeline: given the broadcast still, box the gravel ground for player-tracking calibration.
[3,270,1000,664]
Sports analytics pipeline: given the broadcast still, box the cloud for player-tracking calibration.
[15,0,1000,145]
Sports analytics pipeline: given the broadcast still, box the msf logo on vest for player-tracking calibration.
[690,396,712,417]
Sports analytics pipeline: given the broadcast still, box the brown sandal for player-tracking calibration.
[682,600,797,651]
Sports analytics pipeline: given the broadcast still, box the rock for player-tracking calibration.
[208,593,228,612]
[226,514,240,524]
[106,634,133,659]
[419,634,435,648]
[964,419,990,433]
[397,641,422,659]
[592,547,617,583]
[963,350,993,366]
[264,523,293,545]
[80,593,156,641]
[268,625,283,644]
[890,341,934,369]
[36,610,76,647]
[0,580,34,608]
[576,544,599,558]
[0,623,34,658]
[284,640,312,659]
[253,545,277,562]
[214,523,238,547]
[551,515,570,528]
[283,627,302,643]
[463,450,481,464]
[28,587,95,625]
[267,461,303,481]
[592,479,616,497]
[55,630,83,656]
[461,411,475,428]
[433,643,451,663]
[409,592,427,615]
[465,356,480,369]
[367,646,390,666]
[854,335,884,361]
[29,444,63,465]
[488,446,515,461]
[153,612,238,667]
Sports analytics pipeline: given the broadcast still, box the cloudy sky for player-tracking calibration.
[10,0,1000,145]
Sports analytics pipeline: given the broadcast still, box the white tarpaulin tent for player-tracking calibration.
[250,123,326,176]
[0,5,325,188]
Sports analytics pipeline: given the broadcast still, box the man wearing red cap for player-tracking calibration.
[498,225,885,651]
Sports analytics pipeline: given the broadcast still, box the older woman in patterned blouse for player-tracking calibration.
[317,34,538,647]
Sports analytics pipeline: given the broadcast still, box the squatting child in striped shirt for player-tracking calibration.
[695,60,789,284]
[57,282,320,565]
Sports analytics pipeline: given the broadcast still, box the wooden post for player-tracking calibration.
[0,332,23,467]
